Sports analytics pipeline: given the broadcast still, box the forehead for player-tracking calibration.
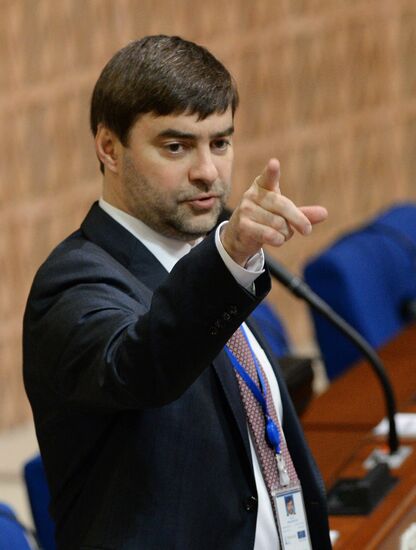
[130,108,234,139]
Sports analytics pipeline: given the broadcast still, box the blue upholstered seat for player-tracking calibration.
[303,203,416,380]
[23,454,56,550]
[250,300,290,358]
[0,502,33,549]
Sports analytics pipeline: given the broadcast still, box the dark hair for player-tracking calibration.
[90,35,239,160]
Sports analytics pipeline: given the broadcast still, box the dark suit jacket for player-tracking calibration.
[23,203,331,549]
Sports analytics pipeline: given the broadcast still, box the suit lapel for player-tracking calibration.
[212,351,252,462]
[81,202,168,291]
[81,202,254,463]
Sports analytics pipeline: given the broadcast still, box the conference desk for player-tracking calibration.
[300,324,416,548]
[326,433,416,549]
[302,323,416,431]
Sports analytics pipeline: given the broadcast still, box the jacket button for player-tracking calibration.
[244,496,257,512]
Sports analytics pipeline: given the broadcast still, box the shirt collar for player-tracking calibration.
[98,198,202,273]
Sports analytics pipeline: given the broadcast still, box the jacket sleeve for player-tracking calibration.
[23,232,271,412]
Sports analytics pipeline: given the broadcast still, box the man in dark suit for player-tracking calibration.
[23,35,331,549]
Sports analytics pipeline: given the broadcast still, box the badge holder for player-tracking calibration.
[226,331,313,549]
[272,484,312,550]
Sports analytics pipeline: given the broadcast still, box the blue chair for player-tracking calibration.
[250,301,291,358]
[250,301,314,415]
[303,203,416,380]
[0,502,34,549]
[24,455,56,550]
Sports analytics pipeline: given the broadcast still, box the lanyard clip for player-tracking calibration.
[276,453,290,487]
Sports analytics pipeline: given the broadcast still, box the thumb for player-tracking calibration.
[299,205,328,226]
[255,158,281,193]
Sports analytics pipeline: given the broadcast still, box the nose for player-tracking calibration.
[188,150,219,186]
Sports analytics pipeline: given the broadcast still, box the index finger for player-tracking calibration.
[255,158,281,193]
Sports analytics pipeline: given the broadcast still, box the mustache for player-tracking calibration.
[178,185,228,203]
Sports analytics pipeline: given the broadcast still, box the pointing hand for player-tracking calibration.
[221,159,328,266]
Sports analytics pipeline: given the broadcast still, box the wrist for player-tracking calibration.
[220,227,251,267]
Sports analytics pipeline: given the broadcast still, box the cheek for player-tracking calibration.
[219,156,234,183]
[149,162,189,191]
[133,156,174,188]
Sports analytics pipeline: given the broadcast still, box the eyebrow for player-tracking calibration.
[157,126,234,140]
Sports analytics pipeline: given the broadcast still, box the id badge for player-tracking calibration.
[272,485,312,549]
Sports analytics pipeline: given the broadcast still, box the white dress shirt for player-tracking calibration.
[99,198,281,549]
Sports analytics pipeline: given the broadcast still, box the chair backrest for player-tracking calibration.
[250,300,290,358]
[23,454,56,550]
[303,203,416,380]
[250,301,316,415]
[0,502,33,549]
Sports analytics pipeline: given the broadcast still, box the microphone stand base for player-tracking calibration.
[327,462,397,515]
[363,444,413,470]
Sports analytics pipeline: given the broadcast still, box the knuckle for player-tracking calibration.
[275,232,286,245]
[265,227,284,246]
[273,212,283,224]
[239,216,252,235]
[239,196,252,211]
[273,195,294,215]
[270,214,286,231]
[243,187,255,200]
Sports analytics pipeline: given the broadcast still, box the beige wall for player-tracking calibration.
[1,0,415,429]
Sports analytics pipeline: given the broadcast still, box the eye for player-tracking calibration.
[165,142,185,154]
[212,138,231,152]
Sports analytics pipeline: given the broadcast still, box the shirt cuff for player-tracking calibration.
[215,221,265,291]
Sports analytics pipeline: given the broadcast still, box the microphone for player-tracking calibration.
[264,255,407,514]
[263,252,400,455]
[218,206,406,512]
[217,206,400,453]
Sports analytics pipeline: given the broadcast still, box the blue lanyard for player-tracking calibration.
[225,327,282,456]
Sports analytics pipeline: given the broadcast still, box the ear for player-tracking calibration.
[95,124,121,174]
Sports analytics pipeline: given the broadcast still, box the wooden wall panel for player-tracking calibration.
[1,0,415,429]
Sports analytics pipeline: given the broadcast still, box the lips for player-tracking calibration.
[184,195,220,211]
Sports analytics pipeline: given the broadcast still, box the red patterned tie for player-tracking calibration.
[226,326,299,505]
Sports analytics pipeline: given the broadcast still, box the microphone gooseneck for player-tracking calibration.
[264,253,399,455]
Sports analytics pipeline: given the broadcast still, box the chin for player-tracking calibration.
[188,216,219,236]
[175,211,219,238]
